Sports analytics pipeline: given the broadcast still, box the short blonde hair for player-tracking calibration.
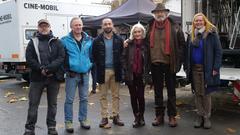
[129,23,146,40]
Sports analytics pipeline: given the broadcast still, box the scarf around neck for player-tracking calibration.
[150,19,171,54]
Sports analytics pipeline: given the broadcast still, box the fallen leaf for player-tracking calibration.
[22,86,29,89]
[7,96,18,103]
[226,128,237,134]
[0,80,6,83]
[4,92,15,98]
[175,115,181,119]
[18,96,28,101]
[176,100,183,106]
[88,103,95,106]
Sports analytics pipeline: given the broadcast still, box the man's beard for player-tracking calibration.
[154,16,167,22]
[104,28,112,34]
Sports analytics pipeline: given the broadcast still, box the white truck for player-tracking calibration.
[0,0,110,81]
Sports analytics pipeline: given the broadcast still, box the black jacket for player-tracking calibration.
[122,39,151,84]
[25,32,65,82]
[92,33,123,84]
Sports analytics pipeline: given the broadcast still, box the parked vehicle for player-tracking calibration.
[0,0,110,81]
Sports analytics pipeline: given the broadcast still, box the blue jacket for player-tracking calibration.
[61,32,92,73]
[185,28,222,94]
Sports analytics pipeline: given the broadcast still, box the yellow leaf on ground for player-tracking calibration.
[88,103,95,106]
[4,92,15,97]
[18,96,28,101]
[7,97,18,103]
[226,128,237,134]
[176,100,183,106]
[22,86,29,89]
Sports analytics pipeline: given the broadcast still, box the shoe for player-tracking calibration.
[65,121,74,133]
[203,117,211,129]
[194,115,203,128]
[99,118,111,129]
[168,116,177,127]
[80,119,91,129]
[91,90,96,94]
[113,115,124,126]
[139,114,145,127]
[132,113,140,128]
[152,115,164,126]
[48,127,58,135]
[23,129,35,135]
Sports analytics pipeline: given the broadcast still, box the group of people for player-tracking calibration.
[23,3,222,135]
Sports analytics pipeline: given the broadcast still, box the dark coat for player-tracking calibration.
[26,32,65,82]
[147,17,186,73]
[92,33,123,84]
[122,39,151,85]
[184,28,222,94]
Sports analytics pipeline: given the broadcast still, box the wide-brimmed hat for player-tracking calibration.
[151,3,170,13]
[38,19,50,26]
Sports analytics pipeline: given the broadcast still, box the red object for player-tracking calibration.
[232,81,240,102]
[150,19,171,54]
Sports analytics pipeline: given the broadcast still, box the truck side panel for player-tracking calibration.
[0,1,21,62]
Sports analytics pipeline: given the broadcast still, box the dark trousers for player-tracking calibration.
[25,79,60,131]
[151,63,176,117]
[127,74,145,115]
[91,64,97,91]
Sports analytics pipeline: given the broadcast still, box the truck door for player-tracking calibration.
[46,15,69,38]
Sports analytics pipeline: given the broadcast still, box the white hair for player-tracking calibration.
[129,23,146,40]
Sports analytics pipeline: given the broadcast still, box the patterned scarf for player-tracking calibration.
[150,19,171,54]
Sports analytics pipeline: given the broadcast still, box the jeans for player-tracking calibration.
[25,79,60,131]
[64,72,89,122]
[151,63,177,117]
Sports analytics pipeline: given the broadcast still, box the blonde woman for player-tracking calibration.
[185,13,222,129]
[122,23,150,128]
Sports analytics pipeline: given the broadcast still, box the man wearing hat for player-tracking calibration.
[23,19,65,135]
[149,3,185,127]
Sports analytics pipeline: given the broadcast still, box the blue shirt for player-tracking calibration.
[104,37,113,68]
[192,39,204,64]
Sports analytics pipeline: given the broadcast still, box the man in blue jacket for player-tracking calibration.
[61,17,92,133]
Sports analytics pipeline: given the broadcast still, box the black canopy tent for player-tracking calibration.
[82,0,181,28]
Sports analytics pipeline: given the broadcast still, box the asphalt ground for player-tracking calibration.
[0,79,239,135]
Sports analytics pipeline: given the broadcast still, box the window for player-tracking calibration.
[25,29,37,40]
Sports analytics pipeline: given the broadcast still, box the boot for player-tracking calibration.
[23,129,35,135]
[99,118,109,128]
[194,115,203,128]
[139,113,145,127]
[48,127,58,135]
[168,116,177,127]
[152,115,164,126]
[113,115,124,126]
[203,117,211,129]
[132,113,140,128]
